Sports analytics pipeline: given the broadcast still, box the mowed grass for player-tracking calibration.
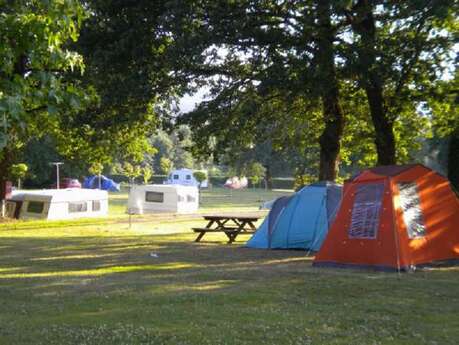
[0,188,458,344]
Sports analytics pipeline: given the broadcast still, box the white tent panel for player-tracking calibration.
[127,184,199,214]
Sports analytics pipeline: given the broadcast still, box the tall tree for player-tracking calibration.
[164,0,346,181]
[0,0,89,183]
[428,73,459,189]
[315,0,345,180]
[69,0,175,167]
[342,0,457,165]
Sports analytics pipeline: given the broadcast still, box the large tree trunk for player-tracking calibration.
[448,129,459,192]
[263,164,273,190]
[316,0,345,181]
[0,148,13,209]
[0,148,13,184]
[366,87,396,165]
[351,0,396,166]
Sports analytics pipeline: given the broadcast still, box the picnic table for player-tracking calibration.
[192,214,261,243]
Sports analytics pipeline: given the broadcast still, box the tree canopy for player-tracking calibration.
[0,0,89,179]
[0,0,457,187]
[161,0,457,180]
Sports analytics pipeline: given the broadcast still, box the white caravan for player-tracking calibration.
[164,168,208,188]
[6,188,108,220]
[127,184,199,214]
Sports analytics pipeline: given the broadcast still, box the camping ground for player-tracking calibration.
[0,188,458,344]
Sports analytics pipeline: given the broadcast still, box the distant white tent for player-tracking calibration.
[164,168,208,188]
[224,176,248,189]
[6,188,108,220]
[127,184,199,214]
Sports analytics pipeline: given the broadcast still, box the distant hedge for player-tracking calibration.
[209,176,294,189]
[108,174,166,184]
[109,174,294,190]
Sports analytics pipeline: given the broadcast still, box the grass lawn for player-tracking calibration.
[0,188,458,344]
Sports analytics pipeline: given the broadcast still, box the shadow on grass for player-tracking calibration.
[1,232,459,345]
[0,234,316,296]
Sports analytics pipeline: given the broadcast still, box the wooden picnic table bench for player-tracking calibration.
[193,214,261,243]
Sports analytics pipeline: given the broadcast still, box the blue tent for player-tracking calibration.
[83,175,120,192]
[246,182,342,250]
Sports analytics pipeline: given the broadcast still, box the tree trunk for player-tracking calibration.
[448,130,459,192]
[0,148,13,215]
[366,86,397,165]
[351,0,397,166]
[263,164,273,190]
[316,0,345,181]
[0,148,13,184]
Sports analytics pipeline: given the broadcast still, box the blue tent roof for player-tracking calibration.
[246,182,342,250]
[83,175,120,192]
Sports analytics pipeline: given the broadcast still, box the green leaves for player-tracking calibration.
[0,0,87,152]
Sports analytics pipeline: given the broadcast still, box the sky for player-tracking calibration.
[177,88,208,113]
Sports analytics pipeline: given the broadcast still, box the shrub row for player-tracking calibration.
[109,175,295,190]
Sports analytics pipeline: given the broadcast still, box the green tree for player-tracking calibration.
[159,157,173,176]
[120,162,142,185]
[193,171,207,189]
[142,166,153,184]
[165,0,456,174]
[166,0,345,180]
[0,0,90,183]
[149,127,197,173]
[341,0,457,165]
[428,74,459,189]
[88,162,103,176]
[315,0,345,180]
[10,163,28,189]
[70,0,176,172]
[245,162,266,189]
[171,126,195,169]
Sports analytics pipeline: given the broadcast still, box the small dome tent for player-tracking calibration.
[83,175,120,192]
[246,182,342,250]
[313,164,459,271]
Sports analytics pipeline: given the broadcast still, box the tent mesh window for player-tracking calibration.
[187,195,196,202]
[397,182,426,238]
[145,191,164,203]
[348,183,384,239]
[27,201,44,214]
[69,202,88,213]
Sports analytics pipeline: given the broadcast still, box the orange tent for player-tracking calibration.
[313,164,459,271]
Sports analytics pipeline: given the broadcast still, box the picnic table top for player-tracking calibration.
[202,213,262,221]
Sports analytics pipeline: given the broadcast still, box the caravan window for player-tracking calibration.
[173,175,179,180]
[92,200,101,212]
[397,182,426,238]
[69,202,88,213]
[187,195,196,203]
[348,183,384,239]
[178,195,185,202]
[27,201,44,214]
[186,175,191,180]
[145,191,164,203]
